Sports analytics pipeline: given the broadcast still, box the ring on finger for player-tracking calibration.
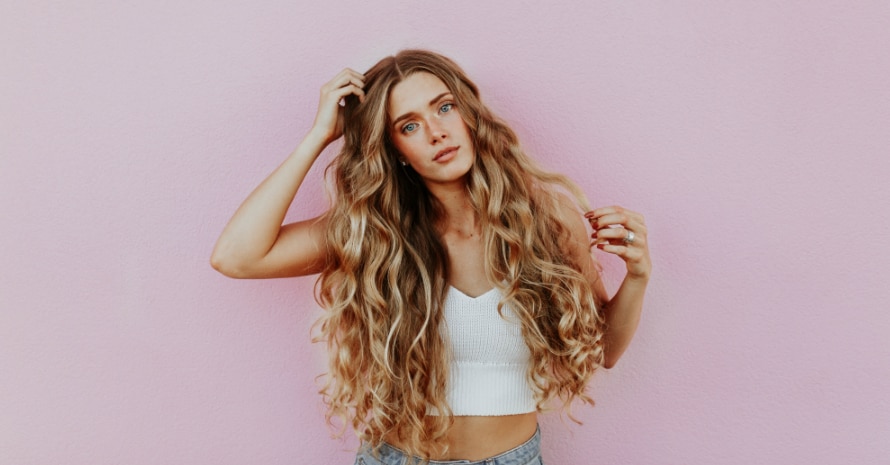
[623,230,636,245]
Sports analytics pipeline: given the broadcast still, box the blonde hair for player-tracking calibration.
[315,49,605,458]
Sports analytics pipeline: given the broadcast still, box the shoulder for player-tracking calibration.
[538,187,588,236]
[527,185,590,251]
[520,182,588,242]
[541,188,598,266]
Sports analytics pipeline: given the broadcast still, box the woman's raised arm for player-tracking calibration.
[210,69,365,279]
[554,193,651,369]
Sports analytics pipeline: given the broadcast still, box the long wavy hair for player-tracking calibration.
[315,49,605,458]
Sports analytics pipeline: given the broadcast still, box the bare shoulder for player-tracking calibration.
[541,188,608,299]
[545,189,588,236]
[530,186,590,258]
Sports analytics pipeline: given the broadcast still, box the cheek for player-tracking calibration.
[392,135,420,160]
[389,132,407,153]
[392,135,408,152]
[454,115,472,139]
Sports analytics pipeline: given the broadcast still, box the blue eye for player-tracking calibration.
[440,103,453,113]
[402,122,418,133]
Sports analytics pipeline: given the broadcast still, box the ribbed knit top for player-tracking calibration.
[434,286,536,416]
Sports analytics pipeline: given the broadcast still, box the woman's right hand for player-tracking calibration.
[309,68,366,146]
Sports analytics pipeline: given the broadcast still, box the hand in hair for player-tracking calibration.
[211,70,369,279]
[309,68,366,147]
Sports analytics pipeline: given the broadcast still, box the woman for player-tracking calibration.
[211,50,650,464]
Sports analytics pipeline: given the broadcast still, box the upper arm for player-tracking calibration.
[216,215,329,279]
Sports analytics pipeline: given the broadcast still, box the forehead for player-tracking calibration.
[387,72,451,119]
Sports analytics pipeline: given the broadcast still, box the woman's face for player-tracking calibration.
[387,72,475,188]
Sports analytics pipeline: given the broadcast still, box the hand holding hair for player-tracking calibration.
[586,206,651,281]
[309,68,366,147]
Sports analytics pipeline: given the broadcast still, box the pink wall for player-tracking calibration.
[2,1,888,464]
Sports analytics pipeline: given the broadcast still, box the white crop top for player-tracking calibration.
[434,286,537,416]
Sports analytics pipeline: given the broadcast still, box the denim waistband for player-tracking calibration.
[359,426,541,465]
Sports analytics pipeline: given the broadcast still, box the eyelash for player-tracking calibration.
[401,102,455,134]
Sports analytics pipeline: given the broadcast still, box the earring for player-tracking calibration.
[399,159,408,166]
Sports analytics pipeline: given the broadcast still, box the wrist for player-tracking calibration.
[297,127,337,158]
[304,128,331,148]
[624,272,650,285]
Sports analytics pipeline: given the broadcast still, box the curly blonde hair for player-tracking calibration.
[315,49,605,458]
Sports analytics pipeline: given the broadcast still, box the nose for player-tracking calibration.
[428,118,448,142]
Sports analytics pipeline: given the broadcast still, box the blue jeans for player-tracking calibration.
[354,426,543,465]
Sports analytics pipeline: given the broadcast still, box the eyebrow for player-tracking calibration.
[391,92,452,129]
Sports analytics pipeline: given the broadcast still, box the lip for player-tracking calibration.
[433,146,459,162]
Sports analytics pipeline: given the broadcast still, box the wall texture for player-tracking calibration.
[2,1,888,464]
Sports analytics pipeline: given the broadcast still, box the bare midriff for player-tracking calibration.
[383,412,538,461]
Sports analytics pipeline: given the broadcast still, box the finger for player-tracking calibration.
[343,75,365,91]
[594,242,646,261]
[323,78,365,98]
[340,67,365,82]
[588,212,630,230]
[329,83,366,103]
[590,215,647,238]
[595,243,651,278]
[339,68,365,86]
[592,231,641,247]
[592,225,647,246]
[594,243,629,256]
[585,206,645,224]
[590,226,627,241]
[596,236,645,248]
[323,71,365,94]
[584,205,623,219]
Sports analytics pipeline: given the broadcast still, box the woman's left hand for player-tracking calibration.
[585,206,651,281]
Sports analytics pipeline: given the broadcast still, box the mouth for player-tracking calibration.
[433,146,459,161]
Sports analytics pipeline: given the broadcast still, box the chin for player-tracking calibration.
[453,157,475,179]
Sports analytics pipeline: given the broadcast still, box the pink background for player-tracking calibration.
[2,1,889,464]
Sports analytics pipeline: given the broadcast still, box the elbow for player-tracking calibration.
[210,250,248,279]
[602,347,622,369]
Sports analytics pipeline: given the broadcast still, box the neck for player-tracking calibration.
[426,179,479,238]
